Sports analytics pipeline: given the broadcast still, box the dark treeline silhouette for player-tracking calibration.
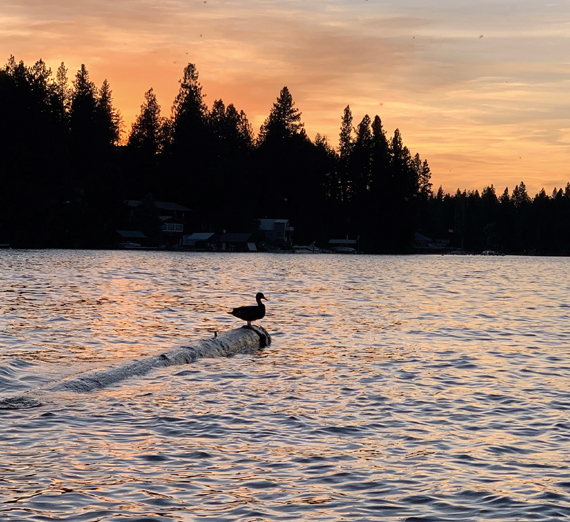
[427,183,570,255]
[1,56,569,254]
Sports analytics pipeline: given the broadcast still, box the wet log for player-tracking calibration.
[0,326,270,409]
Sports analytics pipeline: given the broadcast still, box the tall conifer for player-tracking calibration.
[258,86,303,143]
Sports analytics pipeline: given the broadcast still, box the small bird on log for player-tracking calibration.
[229,292,267,326]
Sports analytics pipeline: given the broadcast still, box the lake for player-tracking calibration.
[1,250,570,521]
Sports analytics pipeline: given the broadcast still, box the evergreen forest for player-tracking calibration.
[2,56,570,254]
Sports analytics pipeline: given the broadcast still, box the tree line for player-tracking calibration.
[428,183,570,255]
[1,56,568,254]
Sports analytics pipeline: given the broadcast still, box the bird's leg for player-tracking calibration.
[247,321,251,326]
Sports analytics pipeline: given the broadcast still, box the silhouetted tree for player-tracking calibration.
[352,115,373,196]
[385,128,418,250]
[204,99,254,229]
[126,88,169,197]
[70,65,99,152]
[54,62,71,125]
[6,55,570,254]
[370,115,390,193]
[171,63,207,142]
[128,88,165,154]
[338,105,354,200]
[96,78,121,147]
[168,63,210,210]
[0,57,70,246]
[481,185,500,249]
[254,86,311,224]
[258,86,304,144]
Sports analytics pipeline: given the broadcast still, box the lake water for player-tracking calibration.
[1,250,570,521]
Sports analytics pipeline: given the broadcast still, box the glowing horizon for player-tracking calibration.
[2,0,570,196]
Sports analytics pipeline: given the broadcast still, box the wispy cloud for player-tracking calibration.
[1,0,569,194]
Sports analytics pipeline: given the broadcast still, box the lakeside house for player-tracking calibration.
[258,219,294,244]
[182,232,220,250]
[182,232,255,251]
[125,199,191,247]
[159,216,184,234]
[217,232,256,252]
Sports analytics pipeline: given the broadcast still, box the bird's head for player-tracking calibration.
[256,292,267,301]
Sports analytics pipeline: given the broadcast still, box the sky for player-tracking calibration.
[2,0,570,195]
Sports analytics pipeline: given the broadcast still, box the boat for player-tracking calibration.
[293,242,321,254]
[328,238,358,253]
[118,241,144,249]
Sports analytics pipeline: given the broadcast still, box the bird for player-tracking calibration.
[229,293,267,326]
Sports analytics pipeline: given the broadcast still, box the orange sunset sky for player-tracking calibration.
[2,0,570,196]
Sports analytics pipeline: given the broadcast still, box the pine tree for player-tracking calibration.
[386,129,417,250]
[168,63,210,209]
[258,86,303,143]
[128,88,164,154]
[512,181,531,208]
[369,115,390,198]
[97,79,121,146]
[70,64,98,152]
[339,105,354,160]
[418,159,432,200]
[351,115,373,202]
[171,63,207,143]
[0,57,70,246]
[338,105,354,200]
[54,62,71,125]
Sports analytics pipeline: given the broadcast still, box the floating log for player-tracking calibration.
[0,326,270,409]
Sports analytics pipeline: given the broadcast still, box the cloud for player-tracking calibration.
[1,0,569,194]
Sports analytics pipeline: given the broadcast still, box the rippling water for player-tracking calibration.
[2,250,570,521]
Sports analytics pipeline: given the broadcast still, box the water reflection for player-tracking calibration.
[2,251,570,520]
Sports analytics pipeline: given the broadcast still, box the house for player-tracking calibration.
[182,232,220,250]
[126,199,191,246]
[217,233,256,252]
[258,218,294,244]
[159,216,184,234]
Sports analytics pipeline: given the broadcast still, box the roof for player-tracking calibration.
[258,218,290,230]
[329,239,358,245]
[155,201,191,212]
[186,232,217,241]
[125,200,191,212]
[116,230,147,238]
[414,232,432,242]
[218,233,252,243]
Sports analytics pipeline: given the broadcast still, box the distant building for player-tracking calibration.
[217,232,256,252]
[160,216,183,232]
[182,232,219,250]
[126,199,190,246]
[258,218,294,243]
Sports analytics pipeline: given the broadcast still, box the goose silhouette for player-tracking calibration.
[229,293,267,326]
